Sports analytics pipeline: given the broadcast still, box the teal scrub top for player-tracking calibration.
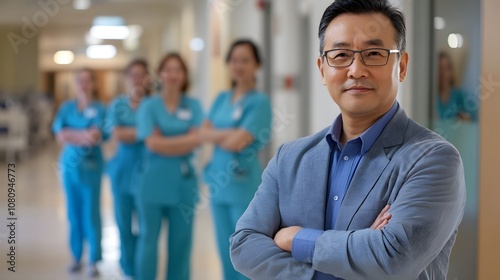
[52,99,108,185]
[203,90,272,206]
[106,95,144,195]
[437,88,468,120]
[136,94,204,206]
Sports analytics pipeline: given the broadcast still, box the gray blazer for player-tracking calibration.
[230,106,466,280]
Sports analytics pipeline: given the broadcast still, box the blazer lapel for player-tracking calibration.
[304,136,331,230]
[334,106,408,230]
[334,141,390,230]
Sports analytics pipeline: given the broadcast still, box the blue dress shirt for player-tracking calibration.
[291,102,399,279]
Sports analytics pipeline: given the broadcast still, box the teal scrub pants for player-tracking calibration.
[211,203,249,280]
[112,191,137,276]
[62,169,102,263]
[108,148,142,277]
[135,203,194,280]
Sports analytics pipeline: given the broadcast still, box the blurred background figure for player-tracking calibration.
[135,53,204,280]
[437,51,471,121]
[51,68,108,277]
[106,58,150,279]
[0,97,30,162]
[200,39,272,280]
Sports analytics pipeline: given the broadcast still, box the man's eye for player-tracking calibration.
[332,52,351,59]
[366,51,384,57]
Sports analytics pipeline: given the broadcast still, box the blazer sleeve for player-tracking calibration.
[230,144,314,280]
[312,141,466,279]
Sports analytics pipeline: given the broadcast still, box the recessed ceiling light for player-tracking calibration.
[90,17,129,40]
[93,16,126,26]
[86,45,116,59]
[90,26,130,40]
[448,33,464,48]
[54,50,74,65]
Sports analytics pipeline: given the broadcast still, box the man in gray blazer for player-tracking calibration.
[229,0,466,279]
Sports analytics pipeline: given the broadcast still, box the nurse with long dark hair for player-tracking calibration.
[135,53,204,280]
[200,39,272,280]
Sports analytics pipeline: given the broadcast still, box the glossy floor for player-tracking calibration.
[0,142,222,280]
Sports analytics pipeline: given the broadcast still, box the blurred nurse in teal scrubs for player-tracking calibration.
[107,59,150,279]
[52,68,108,278]
[437,52,472,121]
[135,53,204,280]
[200,40,272,280]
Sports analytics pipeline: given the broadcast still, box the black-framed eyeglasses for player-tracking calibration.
[322,48,400,67]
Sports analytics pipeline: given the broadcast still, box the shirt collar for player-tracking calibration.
[325,101,399,154]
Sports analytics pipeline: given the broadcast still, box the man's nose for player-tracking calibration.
[347,53,368,79]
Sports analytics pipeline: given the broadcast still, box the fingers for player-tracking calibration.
[273,226,302,252]
[83,128,101,145]
[152,128,162,136]
[375,219,388,230]
[376,204,390,220]
[203,120,213,128]
[201,120,210,129]
[91,131,102,144]
[370,205,392,230]
[370,215,389,229]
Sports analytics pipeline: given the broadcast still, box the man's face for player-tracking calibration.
[317,13,408,118]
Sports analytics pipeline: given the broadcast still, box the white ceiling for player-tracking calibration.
[1,0,190,70]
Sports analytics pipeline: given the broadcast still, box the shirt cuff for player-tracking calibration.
[291,228,323,263]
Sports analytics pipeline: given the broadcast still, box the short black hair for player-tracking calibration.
[318,0,406,54]
[225,39,262,65]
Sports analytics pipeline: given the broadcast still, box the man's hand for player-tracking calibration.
[274,226,302,252]
[370,205,392,230]
[273,205,390,253]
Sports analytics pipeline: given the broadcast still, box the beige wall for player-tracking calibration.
[0,25,40,94]
[478,0,500,278]
[52,70,123,106]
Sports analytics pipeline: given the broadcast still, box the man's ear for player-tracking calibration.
[399,52,409,82]
[317,56,326,85]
